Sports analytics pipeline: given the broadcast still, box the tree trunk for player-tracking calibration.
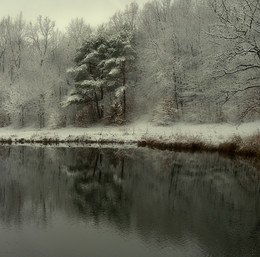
[94,91,101,119]
[123,89,126,120]
[173,71,179,110]
[100,87,104,118]
[122,61,126,119]
[20,105,24,127]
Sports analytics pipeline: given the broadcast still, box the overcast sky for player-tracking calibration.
[0,0,148,30]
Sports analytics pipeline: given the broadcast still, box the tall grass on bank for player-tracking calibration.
[138,133,260,158]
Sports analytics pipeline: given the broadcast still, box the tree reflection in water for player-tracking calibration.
[0,145,259,257]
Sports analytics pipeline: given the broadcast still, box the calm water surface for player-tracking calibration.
[0,146,259,257]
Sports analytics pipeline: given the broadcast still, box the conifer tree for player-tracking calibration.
[65,28,136,122]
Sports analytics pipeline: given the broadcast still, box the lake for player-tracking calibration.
[0,145,259,257]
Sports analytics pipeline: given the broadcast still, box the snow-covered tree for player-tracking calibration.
[27,16,57,67]
[65,18,92,63]
[208,0,260,120]
[66,33,108,119]
[0,19,8,73]
[136,0,205,121]
[2,14,27,81]
[103,30,136,120]
[65,28,136,123]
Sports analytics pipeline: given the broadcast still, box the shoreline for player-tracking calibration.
[0,137,258,158]
[0,137,259,159]
[0,121,259,158]
[138,138,260,158]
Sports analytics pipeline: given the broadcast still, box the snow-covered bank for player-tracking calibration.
[0,120,259,145]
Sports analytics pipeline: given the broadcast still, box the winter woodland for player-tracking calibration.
[0,0,259,129]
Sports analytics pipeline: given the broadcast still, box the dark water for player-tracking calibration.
[0,146,259,257]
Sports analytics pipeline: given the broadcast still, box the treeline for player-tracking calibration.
[137,0,260,124]
[0,14,91,127]
[0,0,259,128]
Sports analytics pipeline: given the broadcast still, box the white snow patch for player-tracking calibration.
[109,68,120,76]
[0,120,259,146]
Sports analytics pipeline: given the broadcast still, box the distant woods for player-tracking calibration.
[0,0,259,128]
[0,15,92,128]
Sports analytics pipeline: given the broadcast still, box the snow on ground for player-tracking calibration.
[0,120,259,145]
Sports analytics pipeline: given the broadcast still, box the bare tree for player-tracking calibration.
[109,2,139,33]
[66,18,92,48]
[209,0,260,119]
[4,13,26,81]
[27,16,56,66]
[0,18,8,73]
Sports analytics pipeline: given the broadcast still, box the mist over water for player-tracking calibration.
[0,146,259,257]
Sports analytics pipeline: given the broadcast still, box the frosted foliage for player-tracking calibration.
[105,58,116,66]
[109,68,120,76]
[63,95,83,107]
[65,27,136,123]
[152,97,178,125]
[47,107,66,128]
[0,0,258,128]
[114,86,126,98]
[116,57,126,63]
[77,80,103,88]
[82,51,98,63]
[134,0,259,123]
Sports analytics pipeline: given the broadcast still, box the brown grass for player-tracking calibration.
[138,133,260,158]
[139,140,213,153]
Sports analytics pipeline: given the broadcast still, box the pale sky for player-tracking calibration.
[0,0,148,30]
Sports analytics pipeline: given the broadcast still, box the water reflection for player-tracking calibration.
[0,146,259,257]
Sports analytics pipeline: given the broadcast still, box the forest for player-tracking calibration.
[0,0,259,129]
